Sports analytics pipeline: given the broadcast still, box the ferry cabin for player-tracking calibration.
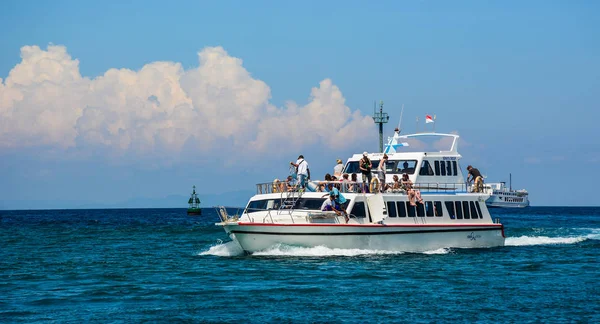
[244,191,494,225]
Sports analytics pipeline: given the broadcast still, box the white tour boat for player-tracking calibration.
[482,176,530,208]
[216,130,505,254]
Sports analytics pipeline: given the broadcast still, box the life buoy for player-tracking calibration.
[370,177,380,193]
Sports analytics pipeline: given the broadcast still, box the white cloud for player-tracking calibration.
[0,45,373,162]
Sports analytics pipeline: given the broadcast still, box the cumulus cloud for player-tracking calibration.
[0,45,373,162]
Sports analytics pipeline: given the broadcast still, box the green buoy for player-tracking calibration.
[187,185,202,216]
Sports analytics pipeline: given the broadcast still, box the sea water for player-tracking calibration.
[1,207,599,322]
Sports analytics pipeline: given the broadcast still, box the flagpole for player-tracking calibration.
[416,116,419,133]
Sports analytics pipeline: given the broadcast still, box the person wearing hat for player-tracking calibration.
[466,165,483,192]
[333,159,344,178]
[359,152,372,192]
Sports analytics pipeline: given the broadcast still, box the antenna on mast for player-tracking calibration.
[372,100,389,153]
[396,104,404,134]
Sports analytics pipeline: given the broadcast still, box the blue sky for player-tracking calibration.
[1,0,599,208]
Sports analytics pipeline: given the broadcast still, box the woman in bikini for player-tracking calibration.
[401,173,423,206]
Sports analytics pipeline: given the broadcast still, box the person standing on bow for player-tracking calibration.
[290,155,309,189]
[359,152,372,193]
[466,165,483,193]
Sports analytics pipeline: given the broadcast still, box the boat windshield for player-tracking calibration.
[394,134,458,153]
[344,160,418,175]
[246,198,327,212]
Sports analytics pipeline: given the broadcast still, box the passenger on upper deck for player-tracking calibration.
[348,173,358,193]
[392,175,402,192]
[377,154,388,192]
[401,173,423,206]
[340,173,350,192]
[285,175,297,191]
[359,152,373,192]
[290,155,309,189]
[333,159,344,178]
[467,165,483,193]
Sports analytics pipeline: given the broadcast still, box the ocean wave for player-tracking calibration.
[505,235,587,246]
[200,242,456,257]
[199,240,244,256]
[252,244,405,257]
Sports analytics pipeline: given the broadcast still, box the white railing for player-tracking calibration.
[256,180,470,194]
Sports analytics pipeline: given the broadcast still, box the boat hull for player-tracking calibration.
[223,223,505,253]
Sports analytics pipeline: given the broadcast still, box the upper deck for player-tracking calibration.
[344,131,465,185]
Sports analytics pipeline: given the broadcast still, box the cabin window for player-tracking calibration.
[394,160,418,175]
[445,201,455,219]
[350,202,366,218]
[455,201,463,219]
[343,161,360,174]
[446,161,452,176]
[247,199,268,212]
[469,201,479,219]
[416,203,425,216]
[434,161,441,175]
[419,160,434,176]
[440,162,446,176]
[434,201,443,216]
[407,204,416,217]
[386,201,397,217]
[425,201,434,217]
[462,201,470,219]
[294,198,330,210]
[376,160,394,172]
[452,161,458,176]
[397,202,407,217]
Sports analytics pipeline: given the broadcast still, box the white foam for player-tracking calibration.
[505,235,586,246]
[422,248,452,255]
[575,228,600,240]
[199,240,244,256]
[251,244,404,257]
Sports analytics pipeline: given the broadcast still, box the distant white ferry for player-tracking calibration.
[482,176,530,208]
[215,130,505,254]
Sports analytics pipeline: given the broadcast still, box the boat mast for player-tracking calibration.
[372,100,389,153]
[510,173,512,191]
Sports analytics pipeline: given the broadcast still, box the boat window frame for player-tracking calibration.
[454,201,463,219]
[434,201,443,217]
[350,201,367,218]
[445,201,455,219]
[397,201,407,217]
[419,160,435,176]
[386,200,397,217]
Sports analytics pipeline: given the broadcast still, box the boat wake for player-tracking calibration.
[252,244,407,257]
[200,242,453,257]
[199,241,244,256]
[506,235,586,246]
[506,228,599,246]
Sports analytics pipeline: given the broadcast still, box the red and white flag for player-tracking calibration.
[425,115,434,123]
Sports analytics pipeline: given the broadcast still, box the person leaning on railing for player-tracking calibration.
[466,165,484,193]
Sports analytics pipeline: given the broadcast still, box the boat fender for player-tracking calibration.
[370,177,380,193]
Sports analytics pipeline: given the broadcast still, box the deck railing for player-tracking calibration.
[256,180,471,195]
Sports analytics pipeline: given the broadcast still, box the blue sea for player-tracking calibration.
[1,207,599,323]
